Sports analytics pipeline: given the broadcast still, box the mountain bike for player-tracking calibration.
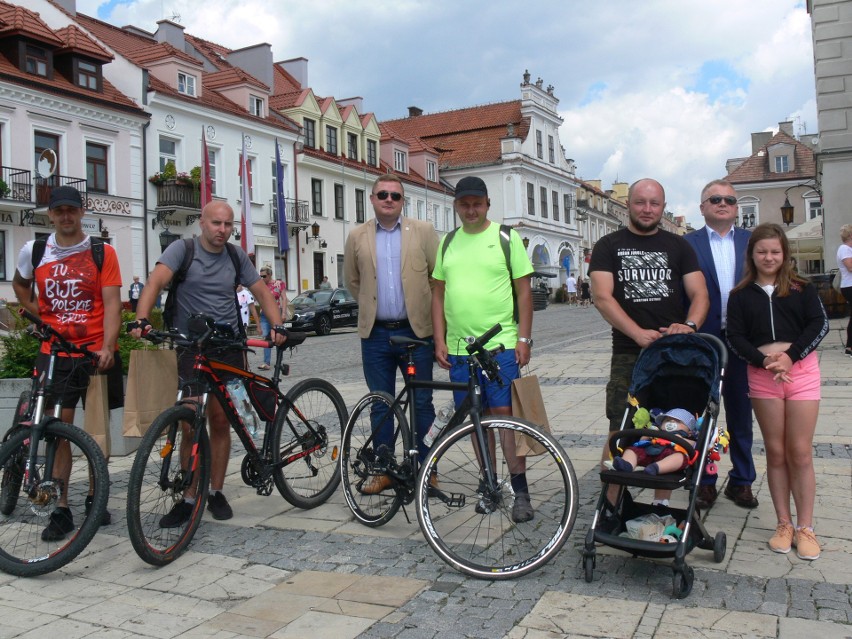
[340,323,578,579]
[0,309,109,577]
[126,314,346,565]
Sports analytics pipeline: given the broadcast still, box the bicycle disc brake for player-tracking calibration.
[28,479,63,517]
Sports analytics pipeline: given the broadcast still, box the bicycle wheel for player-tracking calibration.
[0,421,109,577]
[272,378,346,509]
[340,391,412,527]
[126,406,210,566]
[416,416,578,579]
[0,392,32,516]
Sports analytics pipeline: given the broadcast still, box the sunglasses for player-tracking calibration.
[704,195,738,206]
[375,190,403,202]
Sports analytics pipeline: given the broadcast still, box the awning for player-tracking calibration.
[785,216,824,268]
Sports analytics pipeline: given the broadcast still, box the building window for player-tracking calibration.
[564,194,572,224]
[311,178,323,216]
[426,161,437,182]
[739,204,757,228]
[808,199,822,219]
[86,142,108,193]
[177,72,196,96]
[404,196,411,216]
[325,125,338,154]
[76,60,99,90]
[208,148,217,195]
[536,131,543,159]
[249,95,264,117]
[159,137,176,172]
[540,187,548,219]
[552,190,559,221]
[417,200,424,220]
[355,188,365,223]
[347,133,358,160]
[527,182,535,216]
[445,206,452,231]
[0,229,5,280]
[394,149,407,172]
[304,118,316,148]
[367,140,378,166]
[774,155,789,173]
[548,136,555,163]
[334,183,344,220]
[34,131,60,180]
[25,45,48,77]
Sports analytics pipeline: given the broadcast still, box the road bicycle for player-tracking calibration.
[0,309,109,577]
[126,314,347,565]
[340,323,578,579]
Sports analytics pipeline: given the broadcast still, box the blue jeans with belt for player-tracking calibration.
[361,322,435,462]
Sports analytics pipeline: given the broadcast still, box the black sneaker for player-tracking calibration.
[84,495,112,526]
[159,500,193,528]
[207,492,233,520]
[41,507,74,541]
[512,493,535,523]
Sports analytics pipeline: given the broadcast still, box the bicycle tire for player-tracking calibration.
[272,378,346,509]
[340,391,412,527]
[126,406,210,566]
[416,416,578,579]
[0,421,109,577]
[0,392,31,516]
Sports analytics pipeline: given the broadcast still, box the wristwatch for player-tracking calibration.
[517,336,534,347]
[684,320,697,332]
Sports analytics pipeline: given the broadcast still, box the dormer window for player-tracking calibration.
[25,45,49,77]
[76,60,100,90]
[250,95,264,117]
[394,149,407,173]
[178,72,196,96]
[774,155,789,173]
[426,160,436,182]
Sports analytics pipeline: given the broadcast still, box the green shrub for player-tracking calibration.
[553,287,567,303]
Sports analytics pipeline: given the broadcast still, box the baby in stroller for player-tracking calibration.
[612,408,698,475]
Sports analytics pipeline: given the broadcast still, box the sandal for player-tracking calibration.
[258,364,270,370]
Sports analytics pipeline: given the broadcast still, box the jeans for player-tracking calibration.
[259,312,271,365]
[361,325,435,461]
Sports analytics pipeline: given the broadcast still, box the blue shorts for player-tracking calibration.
[447,349,519,411]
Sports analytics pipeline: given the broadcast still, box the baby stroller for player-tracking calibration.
[583,333,728,599]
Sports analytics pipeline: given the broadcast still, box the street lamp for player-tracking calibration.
[780,197,795,225]
[305,221,327,247]
[522,237,530,249]
[158,227,179,253]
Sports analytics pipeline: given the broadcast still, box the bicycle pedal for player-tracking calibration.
[439,492,465,508]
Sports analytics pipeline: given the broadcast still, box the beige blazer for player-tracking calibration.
[344,216,439,339]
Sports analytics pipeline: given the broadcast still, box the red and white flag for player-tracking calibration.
[200,126,213,208]
[239,134,254,255]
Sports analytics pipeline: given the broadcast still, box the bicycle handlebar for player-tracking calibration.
[129,322,308,352]
[19,308,99,363]
[463,324,505,382]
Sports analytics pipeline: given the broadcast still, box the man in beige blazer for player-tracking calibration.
[344,174,440,494]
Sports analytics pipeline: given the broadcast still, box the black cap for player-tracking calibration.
[454,176,488,199]
[49,186,83,209]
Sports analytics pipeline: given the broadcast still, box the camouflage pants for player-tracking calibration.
[605,351,639,432]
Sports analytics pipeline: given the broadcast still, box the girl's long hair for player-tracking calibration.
[732,223,808,297]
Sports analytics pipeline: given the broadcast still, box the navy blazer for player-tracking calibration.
[684,226,751,336]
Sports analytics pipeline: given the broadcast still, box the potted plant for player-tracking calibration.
[148,161,177,186]
[0,178,9,198]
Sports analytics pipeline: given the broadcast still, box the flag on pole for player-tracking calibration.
[239,134,255,256]
[200,126,213,208]
[275,138,289,252]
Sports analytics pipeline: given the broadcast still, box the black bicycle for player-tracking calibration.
[126,314,347,565]
[0,309,109,577]
[340,323,578,579]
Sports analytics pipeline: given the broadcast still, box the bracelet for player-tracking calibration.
[272,325,288,335]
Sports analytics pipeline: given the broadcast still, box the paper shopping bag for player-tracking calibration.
[511,375,551,456]
[122,349,178,437]
[84,373,111,457]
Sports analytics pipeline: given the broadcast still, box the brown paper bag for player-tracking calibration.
[511,375,551,456]
[123,349,178,437]
[84,373,111,457]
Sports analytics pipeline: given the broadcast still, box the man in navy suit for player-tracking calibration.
[684,179,758,510]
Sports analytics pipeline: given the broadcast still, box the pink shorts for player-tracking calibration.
[747,351,821,400]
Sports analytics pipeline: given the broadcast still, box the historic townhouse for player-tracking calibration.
[0,0,148,301]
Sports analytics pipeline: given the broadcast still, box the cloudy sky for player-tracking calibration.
[81,0,817,227]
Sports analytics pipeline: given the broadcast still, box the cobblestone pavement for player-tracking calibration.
[0,306,850,638]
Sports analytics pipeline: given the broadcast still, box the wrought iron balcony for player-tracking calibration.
[154,180,200,211]
[268,197,311,229]
[34,175,87,208]
[0,166,34,205]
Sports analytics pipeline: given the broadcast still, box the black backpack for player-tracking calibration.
[441,224,518,323]
[163,238,245,337]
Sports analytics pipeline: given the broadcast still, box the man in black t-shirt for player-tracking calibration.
[590,178,708,504]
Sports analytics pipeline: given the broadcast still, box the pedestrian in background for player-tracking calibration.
[257,266,288,370]
[836,224,852,357]
[726,223,828,560]
[128,275,144,313]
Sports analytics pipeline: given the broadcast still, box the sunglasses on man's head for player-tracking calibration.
[704,195,738,206]
[375,190,403,202]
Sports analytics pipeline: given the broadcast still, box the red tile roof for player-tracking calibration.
[204,66,268,91]
[132,41,203,67]
[381,101,527,169]
[54,24,113,62]
[0,1,63,46]
[727,131,815,184]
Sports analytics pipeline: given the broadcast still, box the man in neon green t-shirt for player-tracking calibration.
[432,176,536,522]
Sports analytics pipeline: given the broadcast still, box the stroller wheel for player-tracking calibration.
[583,552,595,583]
[713,532,727,563]
[672,565,694,599]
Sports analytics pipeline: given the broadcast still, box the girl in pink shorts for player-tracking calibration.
[726,224,829,561]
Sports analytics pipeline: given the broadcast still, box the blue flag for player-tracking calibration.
[275,139,289,252]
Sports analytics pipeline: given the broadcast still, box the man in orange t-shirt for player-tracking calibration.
[12,185,123,540]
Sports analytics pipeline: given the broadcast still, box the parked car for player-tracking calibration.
[285,288,359,336]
